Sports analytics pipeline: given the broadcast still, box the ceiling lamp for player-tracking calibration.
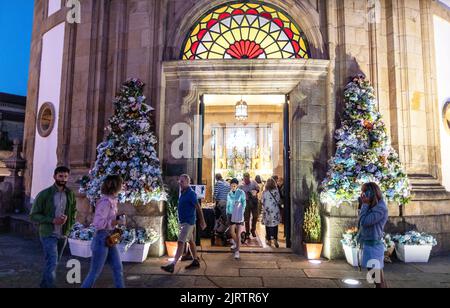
[235,98,248,121]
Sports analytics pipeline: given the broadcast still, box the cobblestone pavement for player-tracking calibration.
[0,234,449,288]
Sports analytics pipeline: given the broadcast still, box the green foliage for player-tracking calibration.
[166,189,179,242]
[303,193,322,243]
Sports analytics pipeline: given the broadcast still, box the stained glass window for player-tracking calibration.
[181,1,310,60]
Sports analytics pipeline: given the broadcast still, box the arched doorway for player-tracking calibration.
[160,0,330,254]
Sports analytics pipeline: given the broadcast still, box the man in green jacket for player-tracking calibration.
[30,166,77,288]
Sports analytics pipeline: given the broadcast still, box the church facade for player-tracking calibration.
[24,0,450,258]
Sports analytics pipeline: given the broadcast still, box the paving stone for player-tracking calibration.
[304,269,367,280]
[277,260,353,270]
[263,277,338,288]
[240,268,306,278]
[145,274,197,288]
[208,276,263,288]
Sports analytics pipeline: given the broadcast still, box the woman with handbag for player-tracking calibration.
[226,178,246,260]
[81,175,125,288]
[262,178,281,248]
[358,182,388,288]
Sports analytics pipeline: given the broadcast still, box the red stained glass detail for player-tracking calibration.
[191,41,200,53]
[207,19,218,29]
[197,29,207,40]
[284,28,293,40]
[273,18,283,28]
[226,40,264,59]
[246,9,258,15]
[292,41,300,53]
[219,13,231,20]
[260,12,272,20]
[232,9,245,15]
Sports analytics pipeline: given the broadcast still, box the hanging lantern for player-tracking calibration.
[235,99,248,121]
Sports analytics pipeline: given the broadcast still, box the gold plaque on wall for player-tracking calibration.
[444,101,450,135]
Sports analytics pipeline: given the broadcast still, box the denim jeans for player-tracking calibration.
[81,230,125,288]
[40,236,67,288]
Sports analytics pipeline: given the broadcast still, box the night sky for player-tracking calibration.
[0,1,34,96]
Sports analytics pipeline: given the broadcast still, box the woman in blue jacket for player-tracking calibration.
[226,178,246,260]
[358,182,389,288]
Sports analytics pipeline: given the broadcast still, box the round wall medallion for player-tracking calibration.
[444,101,450,135]
[37,102,56,138]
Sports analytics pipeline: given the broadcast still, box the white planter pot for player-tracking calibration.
[118,243,151,263]
[395,243,432,263]
[342,244,359,267]
[68,238,92,258]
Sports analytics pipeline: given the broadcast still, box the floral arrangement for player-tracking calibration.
[392,231,437,246]
[383,233,395,251]
[68,223,160,251]
[69,223,96,241]
[320,75,411,207]
[341,227,359,248]
[119,226,160,252]
[79,78,167,205]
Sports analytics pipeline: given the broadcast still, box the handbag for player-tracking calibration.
[106,228,123,248]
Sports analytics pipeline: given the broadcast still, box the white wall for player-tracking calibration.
[434,16,450,191]
[48,0,61,17]
[31,22,65,199]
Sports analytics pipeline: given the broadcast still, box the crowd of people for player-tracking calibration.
[213,172,286,259]
[29,167,388,288]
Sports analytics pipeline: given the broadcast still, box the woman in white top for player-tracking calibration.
[262,178,281,248]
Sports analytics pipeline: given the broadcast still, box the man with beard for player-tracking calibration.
[30,166,77,288]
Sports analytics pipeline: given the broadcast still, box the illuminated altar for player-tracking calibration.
[211,125,275,180]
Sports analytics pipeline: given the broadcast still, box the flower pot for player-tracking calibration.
[165,241,178,257]
[118,243,151,263]
[395,243,432,263]
[303,243,323,260]
[342,244,359,267]
[68,239,92,258]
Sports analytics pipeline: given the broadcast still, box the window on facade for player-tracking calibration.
[37,102,56,138]
[182,2,310,60]
[444,101,450,135]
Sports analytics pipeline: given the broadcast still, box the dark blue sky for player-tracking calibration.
[0,1,34,96]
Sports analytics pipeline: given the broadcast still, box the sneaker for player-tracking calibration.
[185,259,200,270]
[234,251,240,260]
[161,263,175,273]
[274,240,280,248]
[180,255,193,262]
[230,239,236,250]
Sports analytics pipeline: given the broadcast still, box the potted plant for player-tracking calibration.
[118,227,160,263]
[165,190,179,257]
[392,231,437,263]
[341,227,359,267]
[68,223,96,258]
[303,193,323,260]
